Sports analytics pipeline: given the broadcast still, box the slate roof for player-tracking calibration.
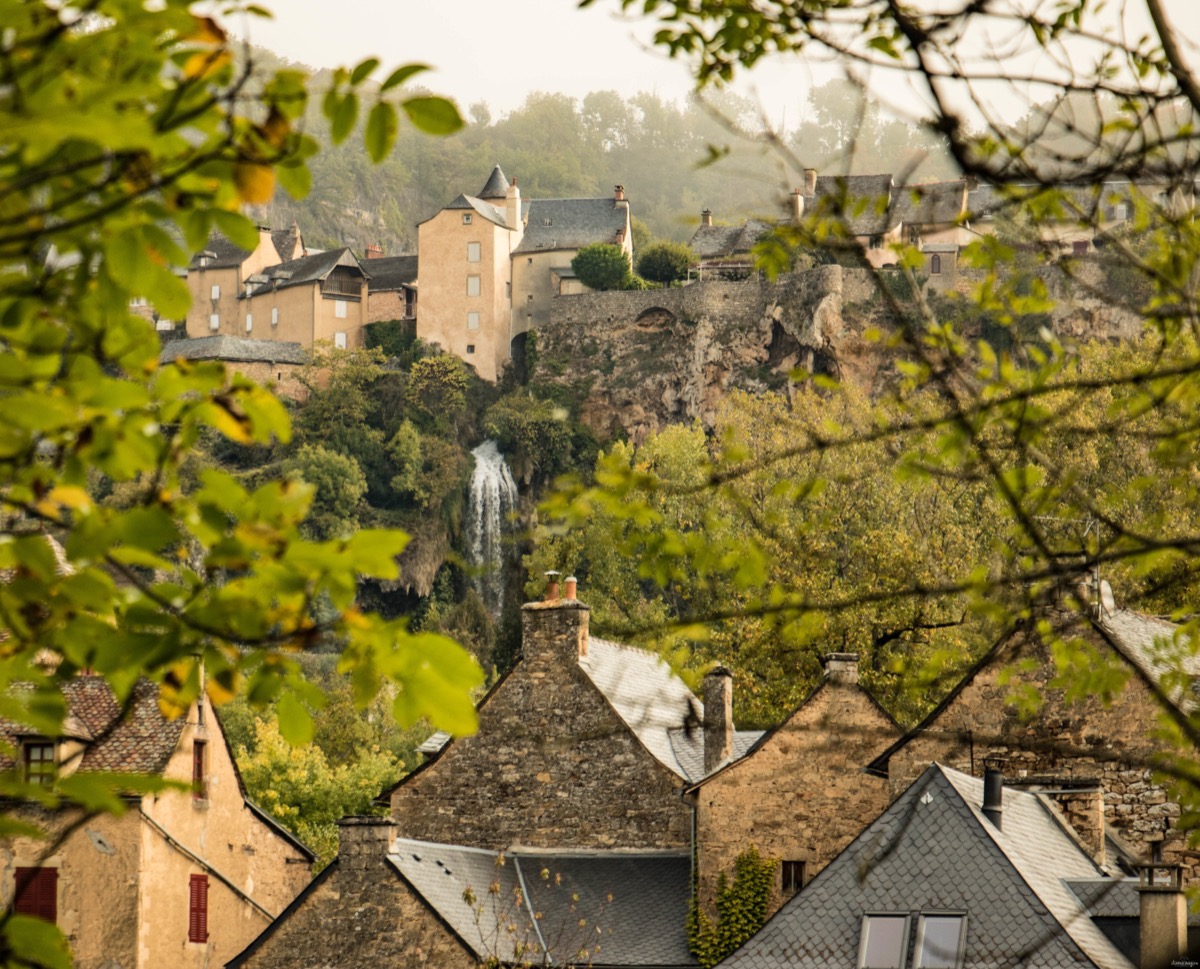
[0,678,185,775]
[250,247,365,295]
[271,223,302,263]
[478,165,511,200]
[364,254,418,292]
[890,180,968,226]
[389,839,697,968]
[668,728,763,782]
[513,198,628,254]
[718,764,1133,969]
[443,194,511,228]
[159,335,307,366]
[807,174,895,235]
[190,232,254,270]
[688,220,774,261]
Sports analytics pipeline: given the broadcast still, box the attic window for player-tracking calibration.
[858,914,910,969]
[24,742,54,787]
[543,218,553,226]
[463,214,473,224]
[914,915,966,969]
[192,740,206,800]
[869,235,883,250]
[781,860,805,894]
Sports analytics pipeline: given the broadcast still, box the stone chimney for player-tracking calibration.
[791,189,805,223]
[982,765,1004,830]
[365,244,384,259]
[703,666,734,774]
[701,209,713,227]
[337,816,397,871]
[507,178,524,245]
[521,578,589,667]
[614,184,627,206]
[1136,864,1187,968]
[803,168,817,196]
[1051,780,1106,866]
[822,653,859,685]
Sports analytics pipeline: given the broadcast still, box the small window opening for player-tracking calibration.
[930,253,942,275]
[24,743,54,787]
[462,213,473,224]
[192,740,206,799]
[781,860,805,894]
[466,344,475,354]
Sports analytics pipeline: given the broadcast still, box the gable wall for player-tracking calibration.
[884,628,1192,880]
[693,678,899,921]
[389,601,691,850]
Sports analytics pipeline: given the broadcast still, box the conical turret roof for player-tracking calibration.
[477,164,510,199]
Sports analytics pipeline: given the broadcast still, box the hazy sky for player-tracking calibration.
[233,0,1200,130]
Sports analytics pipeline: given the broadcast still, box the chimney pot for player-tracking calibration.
[701,209,713,227]
[1137,864,1186,969]
[544,570,560,602]
[564,576,577,601]
[822,652,859,685]
[803,168,817,196]
[982,767,1004,830]
[703,666,734,775]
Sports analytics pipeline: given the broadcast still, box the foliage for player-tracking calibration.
[364,320,420,360]
[237,718,401,867]
[636,241,695,285]
[572,243,633,291]
[407,355,471,436]
[283,445,368,539]
[0,1,475,962]
[688,847,775,968]
[483,392,574,484]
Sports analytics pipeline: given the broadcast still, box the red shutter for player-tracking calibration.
[188,873,208,943]
[13,867,57,922]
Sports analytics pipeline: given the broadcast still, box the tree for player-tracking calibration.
[572,243,633,291]
[283,445,368,539]
[0,2,477,963]
[635,241,694,285]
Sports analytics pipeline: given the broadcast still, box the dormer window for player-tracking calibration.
[462,213,473,224]
[24,741,54,786]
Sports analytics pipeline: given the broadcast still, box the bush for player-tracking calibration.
[572,243,632,291]
[636,241,694,284]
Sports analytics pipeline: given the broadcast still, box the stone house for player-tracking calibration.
[1,677,313,969]
[364,253,418,325]
[416,165,632,381]
[159,334,308,401]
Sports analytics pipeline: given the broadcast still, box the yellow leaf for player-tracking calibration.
[47,486,93,513]
[234,163,276,204]
[188,15,227,44]
[183,49,231,81]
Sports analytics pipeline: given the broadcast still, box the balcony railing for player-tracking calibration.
[321,276,363,300]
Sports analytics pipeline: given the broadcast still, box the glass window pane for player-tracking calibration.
[916,916,964,969]
[860,915,907,969]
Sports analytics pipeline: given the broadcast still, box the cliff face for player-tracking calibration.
[535,260,1145,441]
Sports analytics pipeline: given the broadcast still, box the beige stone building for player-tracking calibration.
[158,335,308,401]
[1,677,313,969]
[416,166,632,381]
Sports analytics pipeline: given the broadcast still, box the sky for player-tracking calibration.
[232,0,1200,132]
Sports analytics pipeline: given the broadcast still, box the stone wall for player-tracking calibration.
[692,655,900,922]
[388,599,692,850]
[881,620,1194,882]
[232,818,473,969]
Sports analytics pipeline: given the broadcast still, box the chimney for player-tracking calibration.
[366,244,384,259]
[803,168,817,196]
[822,652,859,685]
[564,576,577,601]
[1136,864,1186,969]
[614,184,628,208]
[337,816,397,871]
[544,570,560,602]
[1052,780,1105,866]
[521,586,589,666]
[982,766,1004,830]
[507,178,523,244]
[791,188,805,223]
[701,209,713,227]
[703,666,734,774]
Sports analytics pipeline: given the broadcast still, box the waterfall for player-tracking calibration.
[466,440,518,615]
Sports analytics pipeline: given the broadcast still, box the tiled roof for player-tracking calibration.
[890,180,968,227]
[252,247,363,294]
[271,223,302,263]
[443,194,511,228]
[0,678,184,775]
[389,839,697,967]
[364,254,418,292]
[718,764,1132,969]
[159,335,307,366]
[808,174,895,235]
[578,638,702,780]
[190,232,255,270]
[478,165,511,200]
[667,728,764,783]
[513,198,628,254]
[688,220,774,260]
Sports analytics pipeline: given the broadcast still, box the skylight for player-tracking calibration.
[914,915,966,969]
[858,914,909,969]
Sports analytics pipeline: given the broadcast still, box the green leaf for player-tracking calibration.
[331,93,359,144]
[364,102,399,163]
[400,96,463,135]
[277,691,314,746]
[350,58,379,85]
[345,529,408,577]
[381,63,430,92]
[4,915,73,969]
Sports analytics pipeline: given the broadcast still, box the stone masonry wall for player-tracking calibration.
[234,818,473,969]
[883,623,1194,882]
[693,669,899,922]
[389,600,692,850]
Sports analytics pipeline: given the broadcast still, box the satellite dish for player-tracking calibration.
[1099,579,1116,617]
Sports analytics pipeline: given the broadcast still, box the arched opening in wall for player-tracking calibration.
[510,331,529,384]
[635,307,676,331]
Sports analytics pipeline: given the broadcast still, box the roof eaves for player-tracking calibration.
[223,860,338,968]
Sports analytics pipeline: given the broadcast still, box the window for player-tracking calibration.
[13,868,57,922]
[192,740,206,799]
[527,294,533,302]
[24,743,54,787]
[869,235,883,249]
[858,914,910,969]
[335,300,347,319]
[1073,240,1089,256]
[1114,202,1130,220]
[466,344,475,354]
[188,874,208,943]
[462,213,473,224]
[209,314,219,330]
[467,275,481,297]
[271,307,279,326]
[334,332,347,350]
[467,312,480,331]
[781,860,805,894]
[210,284,220,300]
[929,254,942,275]
[245,313,252,332]
[527,257,533,264]
[467,242,481,263]
[130,296,147,307]
[914,915,965,969]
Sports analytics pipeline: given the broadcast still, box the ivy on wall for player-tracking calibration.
[688,846,776,968]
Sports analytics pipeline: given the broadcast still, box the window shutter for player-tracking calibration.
[14,867,57,923]
[188,874,208,943]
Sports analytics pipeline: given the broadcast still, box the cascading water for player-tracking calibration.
[466,440,518,615]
